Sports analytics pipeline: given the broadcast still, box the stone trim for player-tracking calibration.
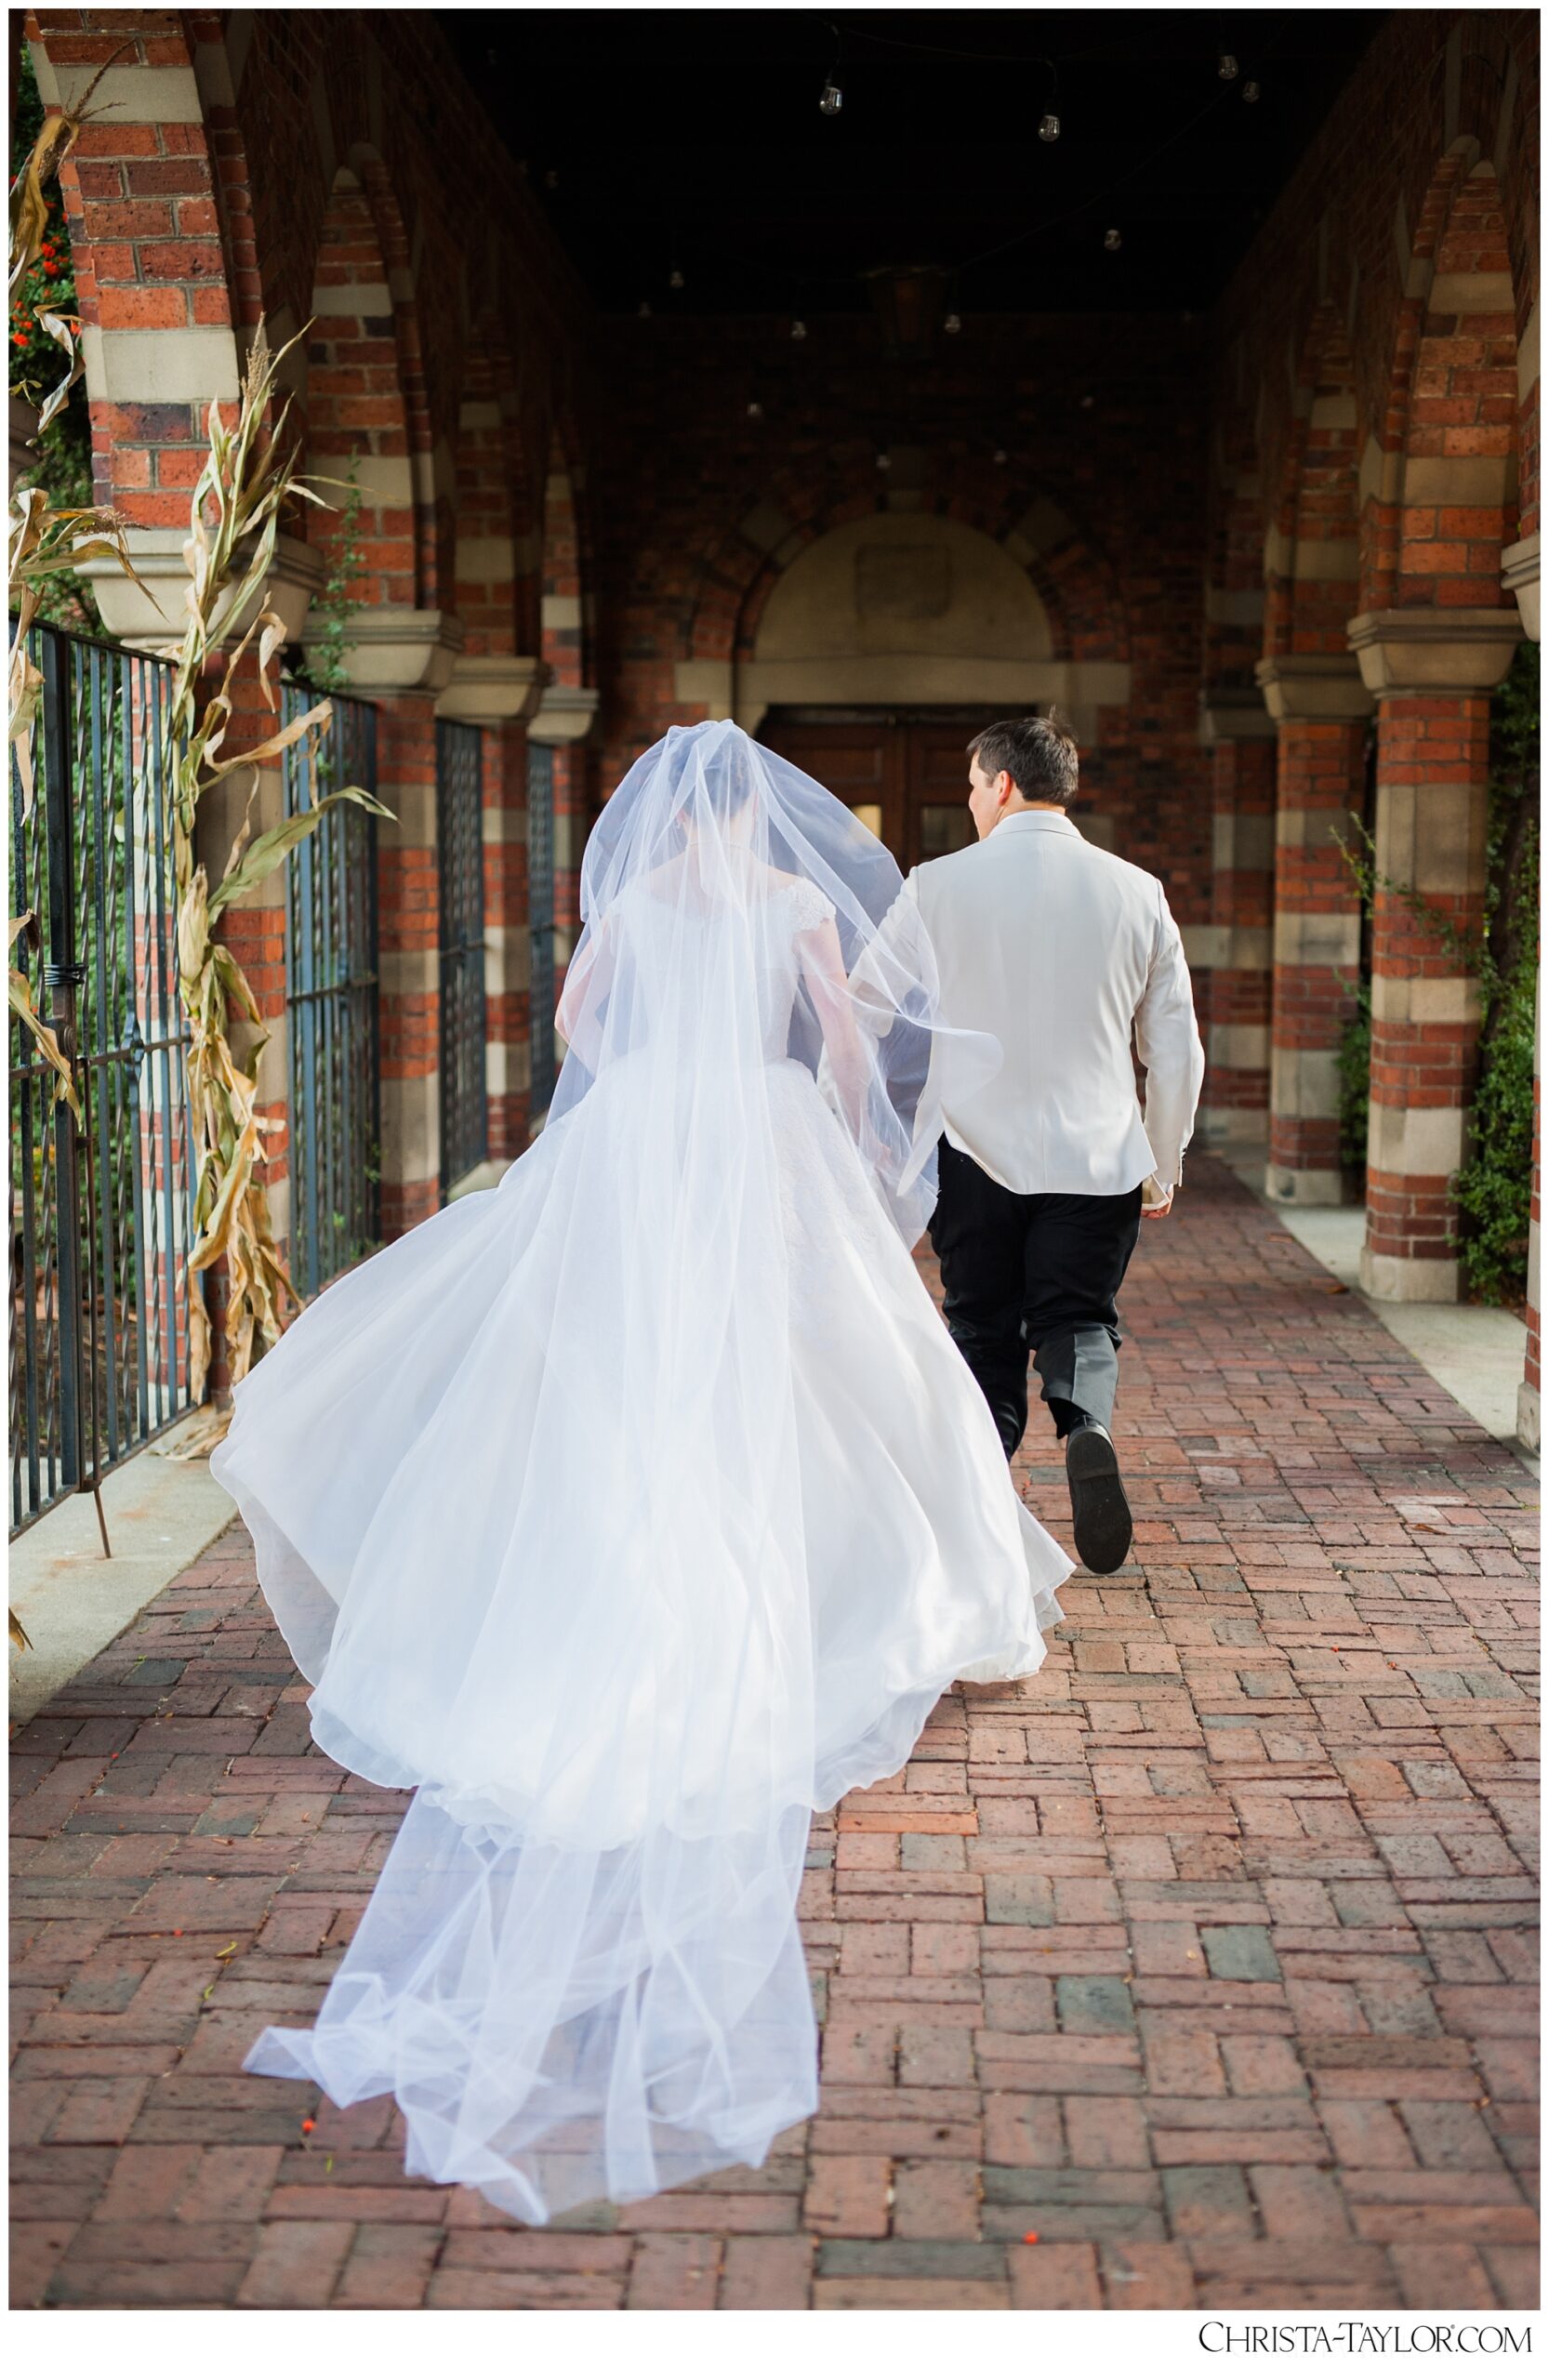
[1502,533,1541,641]
[1255,654,1374,722]
[1347,608,1524,697]
[436,654,548,726]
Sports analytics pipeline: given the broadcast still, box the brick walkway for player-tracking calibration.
[10,1158,1539,2311]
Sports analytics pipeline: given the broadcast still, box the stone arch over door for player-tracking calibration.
[735,512,1054,728]
[672,505,1132,743]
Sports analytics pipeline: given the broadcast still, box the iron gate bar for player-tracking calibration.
[282,681,381,1302]
[527,739,556,1118]
[436,718,488,1197]
[9,619,199,1536]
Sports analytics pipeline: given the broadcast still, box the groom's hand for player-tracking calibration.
[1140,1174,1173,1220]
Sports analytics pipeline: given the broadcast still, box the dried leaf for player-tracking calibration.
[207,784,391,922]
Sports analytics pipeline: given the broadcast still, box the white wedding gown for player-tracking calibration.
[213,749,1071,2225]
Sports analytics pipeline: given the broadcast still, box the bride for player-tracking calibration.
[211,719,1071,2223]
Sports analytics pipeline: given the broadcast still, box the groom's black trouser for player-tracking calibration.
[927,1139,1144,1458]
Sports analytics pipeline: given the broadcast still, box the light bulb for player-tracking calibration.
[637,299,652,318]
[1039,112,1061,142]
[992,447,1009,466]
[544,168,560,191]
[944,310,961,335]
[1243,79,1261,102]
[1104,227,1122,252]
[1218,53,1238,80]
[747,400,764,420]
[819,79,842,114]
[790,317,808,340]
[1079,393,1095,410]
[876,450,892,472]
[669,266,684,290]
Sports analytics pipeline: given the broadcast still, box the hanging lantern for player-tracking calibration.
[1217,53,1239,81]
[1039,112,1061,142]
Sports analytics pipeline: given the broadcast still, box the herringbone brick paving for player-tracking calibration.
[10,1159,1539,2309]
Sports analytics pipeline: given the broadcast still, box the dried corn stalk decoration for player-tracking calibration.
[158,323,391,1451]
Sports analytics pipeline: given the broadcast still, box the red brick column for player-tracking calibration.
[1344,610,1520,1302]
[1197,703,1275,1151]
[375,694,443,1239]
[1360,692,1490,1298]
[1522,988,1541,1448]
[483,715,533,1164]
[1255,661,1374,1205]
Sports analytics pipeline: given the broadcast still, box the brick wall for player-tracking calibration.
[593,313,1217,932]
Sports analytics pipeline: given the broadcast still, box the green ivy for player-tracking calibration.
[1336,642,1540,1306]
[1337,977,1371,1171]
[303,464,365,698]
[1453,643,1539,1305]
[10,44,100,632]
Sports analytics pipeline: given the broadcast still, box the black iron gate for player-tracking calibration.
[282,681,381,1299]
[9,621,197,1533]
[527,738,557,1117]
[436,718,487,1196]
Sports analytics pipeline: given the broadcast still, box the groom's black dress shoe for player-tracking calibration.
[1065,1422,1132,1574]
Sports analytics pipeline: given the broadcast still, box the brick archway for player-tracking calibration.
[1353,142,1529,1302]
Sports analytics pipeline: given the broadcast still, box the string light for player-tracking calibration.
[875,449,892,472]
[1104,227,1122,252]
[992,447,1009,466]
[790,316,808,340]
[669,265,685,290]
[1217,53,1239,81]
[637,298,653,318]
[943,310,962,335]
[544,168,560,191]
[747,399,764,419]
[1242,78,1261,102]
[819,23,843,114]
[1079,393,1095,409]
[1039,112,1061,142]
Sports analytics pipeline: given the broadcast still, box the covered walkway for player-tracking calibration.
[9,1158,1537,2311]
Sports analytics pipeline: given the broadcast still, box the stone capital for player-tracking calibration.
[1198,683,1276,746]
[302,606,465,699]
[435,654,549,727]
[527,684,602,747]
[1502,533,1541,643]
[1346,608,1523,699]
[1254,653,1374,724]
[80,529,324,655]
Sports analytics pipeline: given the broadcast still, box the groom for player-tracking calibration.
[910,713,1204,1574]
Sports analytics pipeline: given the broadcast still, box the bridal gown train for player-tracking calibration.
[212,723,1072,2223]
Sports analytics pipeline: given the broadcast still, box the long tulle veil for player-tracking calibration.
[212,721,1053,2222]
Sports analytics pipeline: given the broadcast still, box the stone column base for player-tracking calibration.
[1359,1247,1460,1303]
[1517,1381,1541,1453]
[1266,1165,1347,1208]
[1198,1109,1269,1153]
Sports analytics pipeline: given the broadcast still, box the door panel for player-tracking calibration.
[760,721,906,855]
[761,712,983,869]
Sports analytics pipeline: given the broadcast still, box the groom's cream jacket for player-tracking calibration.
[880,808,1205,1199]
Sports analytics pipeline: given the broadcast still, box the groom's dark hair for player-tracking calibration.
[968,712,1079,806]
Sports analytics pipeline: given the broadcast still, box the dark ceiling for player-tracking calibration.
[439,7,1387,317]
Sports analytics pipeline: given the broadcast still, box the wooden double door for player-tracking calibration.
[760,711,982,870]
